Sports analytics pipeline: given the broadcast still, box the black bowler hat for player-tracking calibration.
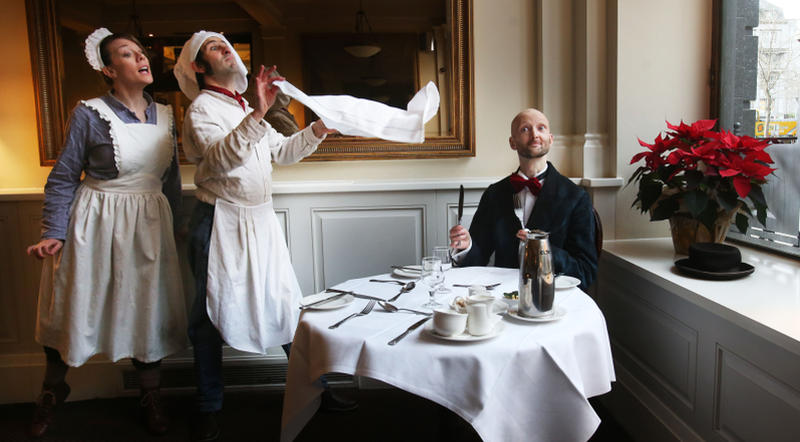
[675,242,754,280]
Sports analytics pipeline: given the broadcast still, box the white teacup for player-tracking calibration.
[432,308,468,336]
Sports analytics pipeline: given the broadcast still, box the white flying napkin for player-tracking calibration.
[274,80,440,144]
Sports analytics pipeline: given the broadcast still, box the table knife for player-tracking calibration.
[457,184,464,225]
[388,317,431,345]
[299,293,346,309]
[325,288,383,301]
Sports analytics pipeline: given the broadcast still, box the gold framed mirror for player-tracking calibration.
[25,0,474,165]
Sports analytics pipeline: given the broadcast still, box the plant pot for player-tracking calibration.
[668,209,738,255]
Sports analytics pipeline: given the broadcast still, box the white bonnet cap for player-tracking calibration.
[84,27,113,71]
[174,31,249,100]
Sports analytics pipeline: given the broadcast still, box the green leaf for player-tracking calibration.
[749,185,767,207]
[756,205,767,227]
[657,165,676,182]
[697,204,718,234]
[639,182,663,212]
[735,212,749,233]
[716,190,739,213]
[684,170,703,190]
[684,190,709,217]
[625,167,644,188]
[650,197,679,220]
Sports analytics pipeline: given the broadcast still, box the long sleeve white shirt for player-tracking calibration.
[183,89,325,206]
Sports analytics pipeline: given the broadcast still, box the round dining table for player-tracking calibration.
[280,266,615,442]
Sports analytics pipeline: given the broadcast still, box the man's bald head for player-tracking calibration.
[511,109,549,135]
[509,108,553,161]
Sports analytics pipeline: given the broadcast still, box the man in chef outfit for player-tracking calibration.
[175,31,353,441]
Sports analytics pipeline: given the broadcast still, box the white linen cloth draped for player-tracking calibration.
[281,267,615,442]
[274,80,440,143]
[36,98,188,366]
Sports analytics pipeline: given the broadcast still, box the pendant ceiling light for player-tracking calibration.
[344,1,381,58]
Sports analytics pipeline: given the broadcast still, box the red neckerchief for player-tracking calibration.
[204,85,246,111]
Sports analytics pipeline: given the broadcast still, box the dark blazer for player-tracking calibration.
[460,162,598,289]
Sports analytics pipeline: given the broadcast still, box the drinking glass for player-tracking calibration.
[420,256,444,308]
[432,246,452,293]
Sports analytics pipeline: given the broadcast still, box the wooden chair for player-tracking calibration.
[593,207,603,257]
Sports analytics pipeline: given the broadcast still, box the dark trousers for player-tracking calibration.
[187,201,293,413]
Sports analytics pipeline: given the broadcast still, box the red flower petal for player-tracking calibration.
[733,176,751,198]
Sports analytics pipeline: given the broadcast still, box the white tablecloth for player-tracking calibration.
[280,267,615,442]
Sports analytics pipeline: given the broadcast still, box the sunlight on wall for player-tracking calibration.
[0,0,51,190]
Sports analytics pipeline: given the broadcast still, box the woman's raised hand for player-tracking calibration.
[27,238,63,259]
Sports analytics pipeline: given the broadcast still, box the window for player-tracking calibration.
[715,0,800,257]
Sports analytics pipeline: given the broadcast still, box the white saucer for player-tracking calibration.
[506,306,566,323]
[555,275,580,290]
[299,293,354,310]
[392,265,422,278]
[425,321,505,342]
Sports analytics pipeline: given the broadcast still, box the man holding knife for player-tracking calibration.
[448,108,597,289]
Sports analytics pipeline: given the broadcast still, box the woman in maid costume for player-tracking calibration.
[25,28,188,437]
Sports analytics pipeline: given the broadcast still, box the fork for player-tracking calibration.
[452,283,502,290]
[329,300,376,329]
[369,279,406,285]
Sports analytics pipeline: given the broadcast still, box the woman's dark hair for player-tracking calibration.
[97,33,149,85]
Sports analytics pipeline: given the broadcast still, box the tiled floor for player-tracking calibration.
[0,388,633,441]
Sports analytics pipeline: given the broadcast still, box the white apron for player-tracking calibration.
[206,199,301,354]
[35,98,188,367]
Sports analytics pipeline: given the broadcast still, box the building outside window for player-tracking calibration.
[717,0,800,257]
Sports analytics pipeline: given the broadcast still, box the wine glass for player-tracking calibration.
[432,246,452,293]
[420,256,444,308]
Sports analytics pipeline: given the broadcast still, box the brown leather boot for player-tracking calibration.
[140,389,169,435]
[29,382,70,438]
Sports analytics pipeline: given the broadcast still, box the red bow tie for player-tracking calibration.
[204,85,246,111]
[510,174,542,195]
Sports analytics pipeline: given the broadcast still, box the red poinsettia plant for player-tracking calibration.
[629,118,776,234]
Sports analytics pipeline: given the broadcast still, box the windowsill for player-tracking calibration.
[602,238,800,355]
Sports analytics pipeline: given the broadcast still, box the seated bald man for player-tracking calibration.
[448,108,597,289]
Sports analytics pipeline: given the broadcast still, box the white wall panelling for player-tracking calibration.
[713,345,800,441]
[0,180,612,403]
[597,241,800,442]
[312,206,425,289]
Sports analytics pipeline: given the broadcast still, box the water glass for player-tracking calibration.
[432,246,452,293]
[420,256,443,308]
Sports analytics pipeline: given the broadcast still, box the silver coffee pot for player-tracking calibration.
[518,230,555,317]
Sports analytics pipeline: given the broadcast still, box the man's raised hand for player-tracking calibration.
[253,65,285,120]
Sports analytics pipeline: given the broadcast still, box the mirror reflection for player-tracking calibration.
[30,0,473,163]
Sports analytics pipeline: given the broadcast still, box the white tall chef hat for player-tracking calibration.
[84,27,113,71]
[174,31,249,100]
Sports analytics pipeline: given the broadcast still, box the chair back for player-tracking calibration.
[593,207,603,257]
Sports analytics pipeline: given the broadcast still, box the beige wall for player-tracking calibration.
[0,0,525,190]
[0,0,50,189]
[0,0,713,239]
[615,0,712,239]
